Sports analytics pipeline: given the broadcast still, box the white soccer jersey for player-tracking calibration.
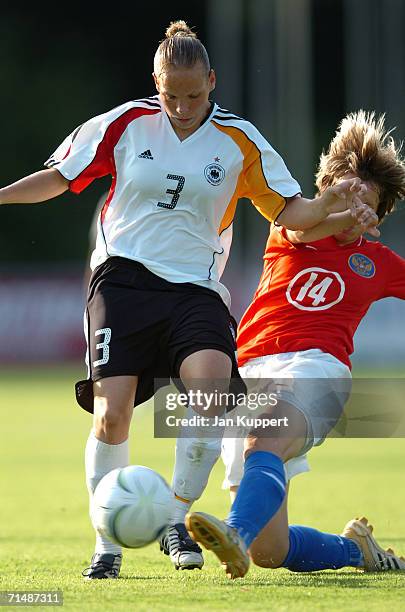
[45,96,300,306]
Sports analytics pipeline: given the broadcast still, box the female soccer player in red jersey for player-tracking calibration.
[187,111,405,579]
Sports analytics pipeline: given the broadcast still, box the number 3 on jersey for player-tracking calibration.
[158,174,185,210]
[93,328,112,367]
[286,267,345,311]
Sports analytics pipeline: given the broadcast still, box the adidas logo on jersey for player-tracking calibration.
[138,149,153,159]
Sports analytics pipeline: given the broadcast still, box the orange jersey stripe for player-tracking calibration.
[212,121,286,234]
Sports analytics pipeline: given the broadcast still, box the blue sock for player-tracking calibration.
[227,450,286,549]
[282,525,363,571]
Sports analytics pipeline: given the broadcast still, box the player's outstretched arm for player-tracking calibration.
[277,178,366,230]
[286,202,380,243]
[0,168,69,205]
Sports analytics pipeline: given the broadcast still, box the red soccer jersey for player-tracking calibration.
[237,225,405,368]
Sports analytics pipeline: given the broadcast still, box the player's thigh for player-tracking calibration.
[87,260,165,380]
[172,291,237,381]
[171,291,243,415]
[179,349,232,417]
[244,400,307,463]
[180,348,232,380]
[93,375,138,442]
[93,375,138,415]
[241,351,351,458]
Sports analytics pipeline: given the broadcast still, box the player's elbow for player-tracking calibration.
[47,168,70,194]
[277,199,311,230]
[277,196,323,231]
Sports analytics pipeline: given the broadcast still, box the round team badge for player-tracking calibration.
[348,253,376,278]
[204,163,225,186]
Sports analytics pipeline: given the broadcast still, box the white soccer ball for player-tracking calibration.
[91,465,172,548]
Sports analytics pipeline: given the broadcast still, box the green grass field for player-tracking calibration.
[1,365,405,611]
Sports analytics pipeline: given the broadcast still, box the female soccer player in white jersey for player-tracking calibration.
[186,111,405,579]
[0,21,372,579]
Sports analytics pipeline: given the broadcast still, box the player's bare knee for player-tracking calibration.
[250,542,289,569]
[94,400,131,434]
[243,436,284,461]
[180,349,232,417]
[249,532,290,569]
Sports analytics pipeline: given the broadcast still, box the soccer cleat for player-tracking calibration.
[82,553,122,579]
[342,516,405,571]
[159,523,204,570]
[185,512,249,579]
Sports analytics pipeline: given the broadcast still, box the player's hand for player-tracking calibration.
[349,197,380,238]
[320,178,367,215]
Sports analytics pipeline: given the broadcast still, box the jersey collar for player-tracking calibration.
[308,235,364,250]
[159,97,218,144]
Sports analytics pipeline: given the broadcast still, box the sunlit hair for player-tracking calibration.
[316,110,405,220]
[154,20,211,77]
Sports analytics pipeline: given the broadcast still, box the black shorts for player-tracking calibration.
[75,257,245,413]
